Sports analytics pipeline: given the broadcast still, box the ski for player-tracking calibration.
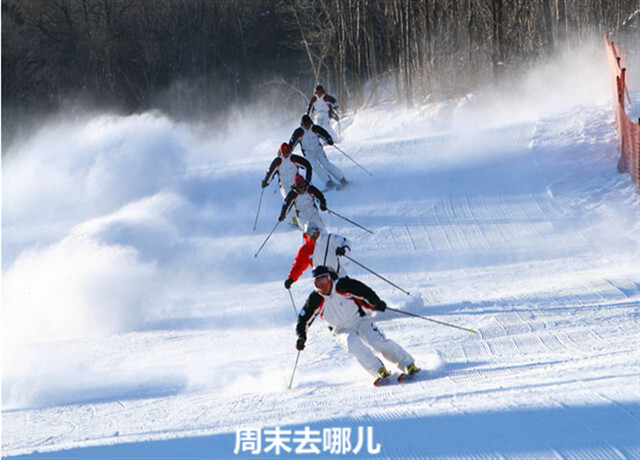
[373,368,422,386]
[397,368,420,383]
[373,375,393,387]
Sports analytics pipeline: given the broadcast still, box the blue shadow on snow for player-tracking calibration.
[11,402,639,459]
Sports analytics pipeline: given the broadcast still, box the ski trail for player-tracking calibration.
[3,97,639,459]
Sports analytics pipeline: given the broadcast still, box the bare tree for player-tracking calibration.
[3,0,639,149]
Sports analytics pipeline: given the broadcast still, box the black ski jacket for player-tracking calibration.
[296,277,382,337]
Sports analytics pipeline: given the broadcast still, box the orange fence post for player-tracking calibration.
[604,34,640,190]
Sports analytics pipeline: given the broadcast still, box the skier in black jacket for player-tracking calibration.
[290,115,347,192]
[307,85,339,141]
[295,265,420,386]
[279,174,328,232]
[261,142,312,199]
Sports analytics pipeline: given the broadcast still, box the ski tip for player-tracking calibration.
[469,329,476,334]
[373,377,391,387]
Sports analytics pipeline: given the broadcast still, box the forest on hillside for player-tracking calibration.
[2,0,638,149]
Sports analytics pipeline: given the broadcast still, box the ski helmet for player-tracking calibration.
[292,173,307,191]
[301,114,312,126]
[280,142,291,156]
[312,265,337,280]
[304,221,321,237]
[315,85,324,93]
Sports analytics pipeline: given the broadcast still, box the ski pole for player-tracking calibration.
[253,188,265,231]
[343,255,411,296]
[327,208,374,234]
[386,306,476,334]
[332,145,373,176]
[254,220,280,258]
[287,289,298,316]
[288,350,301,390]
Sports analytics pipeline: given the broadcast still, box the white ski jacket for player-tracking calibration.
[288,232,350,282]
[290,124,332,155]
[297,277,383,333]
[263,153,312,197]
[312,233,349,278]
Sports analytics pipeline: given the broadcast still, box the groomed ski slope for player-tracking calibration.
[3,52,639,458]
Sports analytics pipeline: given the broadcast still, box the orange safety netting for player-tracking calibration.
[605,34,640,189]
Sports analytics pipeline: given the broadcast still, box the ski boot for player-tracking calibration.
[324,180,337,192]
[336,178,349,190]
[373,366,392,387]
[398,363,420,383]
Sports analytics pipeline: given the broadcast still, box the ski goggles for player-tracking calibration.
[313,274,332,290]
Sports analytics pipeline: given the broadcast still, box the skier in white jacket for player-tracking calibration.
[307,85,340,141]
[261,142,313,199]
[295,265,420,386]
[278,174,327,231]
[284,221,350,289]
[290,115,348,192]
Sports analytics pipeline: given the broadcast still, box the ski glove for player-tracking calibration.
[373,301,387,312]
[284,278,294,289]
[261,179,269,188]
[320,203,327,211]
[327,138,334,145]
[278,214,286,222]
[296,335,306,351]
[335,245,349,256]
